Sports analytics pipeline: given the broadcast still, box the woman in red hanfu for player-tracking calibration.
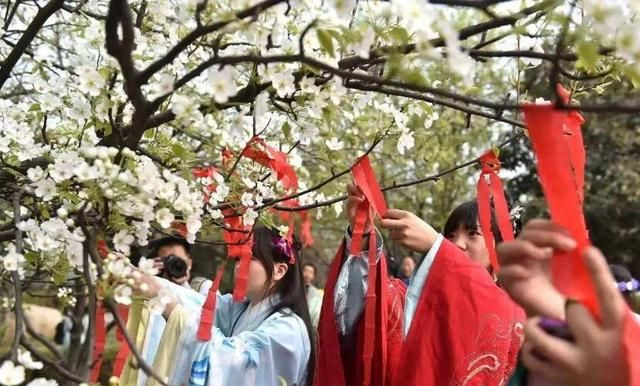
[316,185,525,386]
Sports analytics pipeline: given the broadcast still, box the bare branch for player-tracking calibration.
[0,0,65,90]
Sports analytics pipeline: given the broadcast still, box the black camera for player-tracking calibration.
[161,254,188,279]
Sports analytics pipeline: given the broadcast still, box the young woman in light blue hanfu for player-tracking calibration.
[140,225,314,386]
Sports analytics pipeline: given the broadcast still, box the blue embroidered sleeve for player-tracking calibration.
[169,307,311,386]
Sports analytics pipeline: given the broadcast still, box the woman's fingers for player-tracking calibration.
[497,239,552,266]
[347,182,363,198]
[519,227,577,252]
[523,320,579,371]
[583,246,626,329]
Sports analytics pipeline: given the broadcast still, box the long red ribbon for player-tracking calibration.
[89,304,106,382]
[112,305,131,376]
[350,155,388,386]
[476,150,514,272]
[197,261,227,341]
[522,104,594,310]
[557,84,586,204]
[522,103,640,385]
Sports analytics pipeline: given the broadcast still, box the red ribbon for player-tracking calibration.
[242,137,298,192]
[350,155,388,386]
[197,261,227,341]
[522,104,593,309]
[522,103,640,385]
[112,305,131,376]
[557,83,586,204]
[476,150,514,272]
[89,304,106,382]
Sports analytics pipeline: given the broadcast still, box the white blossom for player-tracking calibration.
[208,66,237,103]
[18,349,43,370]
[27,378,59,386]
[113,230,135,255]
[1,244,25,273]
[155,208,175,229]
[138,257,159,276]
[325,137,345,151]
[114,284,132,306]
[33,178,57,201]
[397,131,415,155]
[241,192,255,207]
[243,208,259,226]
[0,361,25,386]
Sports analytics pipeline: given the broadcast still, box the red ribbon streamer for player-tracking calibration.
[89,304,106,382]
[197,261,227,341]
[523,103,640,385]
[242,137,298,192]
[476,150,514,272]
[350,155,388,386]
[112,305,131,376]
[557,83,586,204]
[522,104,594,309]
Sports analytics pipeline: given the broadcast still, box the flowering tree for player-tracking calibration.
[1,0,640,384]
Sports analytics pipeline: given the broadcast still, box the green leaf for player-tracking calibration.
[29,103,41,112]
[575,40,600,71]
[282,121,291,140]
[316,29,335,57]
[389,27,410,44]
[171,143,186,158]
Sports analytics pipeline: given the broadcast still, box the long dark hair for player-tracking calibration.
[251,225,316,386]
[443,200,504,242]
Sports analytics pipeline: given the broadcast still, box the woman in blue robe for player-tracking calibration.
[140,225,314,386]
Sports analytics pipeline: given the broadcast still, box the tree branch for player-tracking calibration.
[137,0,286,85]
[274,132,523,211]
[0,0,65,90]
[338,0,558,69]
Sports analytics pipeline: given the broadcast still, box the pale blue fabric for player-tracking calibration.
[333,227,383,336]
[166,292,311,386]
[403,234,443,336]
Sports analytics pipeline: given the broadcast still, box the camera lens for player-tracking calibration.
[164,254,188,278]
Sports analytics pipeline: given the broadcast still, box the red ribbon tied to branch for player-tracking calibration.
[522,102,640,385]
[476,149,514,273]
[350,155,388,386]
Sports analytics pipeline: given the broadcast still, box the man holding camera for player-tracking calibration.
[149,236,211,295]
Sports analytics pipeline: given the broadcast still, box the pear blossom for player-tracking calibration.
[0,361,25,386]
[138,257,159,276]
[18,348,44,370]
[325,137,345,151]
[113,230,135,255]
[27,378,59,386]
[1,244,25,273]
[241,192,255,207]
[269,70,296,98]
[243,208,259,226]
[155,208,175,229]
[33,178,57,201]
[114,284,133,305]
[77,66,104,97]
[209,66,237,103]
[397,131,415,155]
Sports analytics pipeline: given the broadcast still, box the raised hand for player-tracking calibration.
[497,219,573,320]
[380,209,438,254]
[520,246,629,386]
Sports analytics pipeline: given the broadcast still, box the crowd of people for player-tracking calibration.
[117,182,637,386]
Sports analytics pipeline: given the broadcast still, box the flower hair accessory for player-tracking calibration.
[272,235,295,264]
[617,278,639,293]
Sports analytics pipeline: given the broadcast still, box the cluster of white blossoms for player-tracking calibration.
[580,0,640,68]
[0,0,637,340]
[0,350,54,386]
